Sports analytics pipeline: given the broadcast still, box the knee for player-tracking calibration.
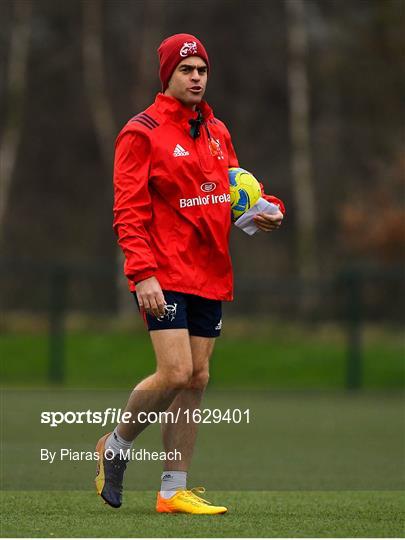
[188,369,210,390]
[160,366,193,389]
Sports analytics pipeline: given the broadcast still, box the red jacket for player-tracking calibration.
[113,93,284,301]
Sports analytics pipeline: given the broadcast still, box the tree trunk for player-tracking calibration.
[0,0,32,243]
[285,0,318,310]
[82,0,116,168]
[131,0,167,111]
[82,0,132,315]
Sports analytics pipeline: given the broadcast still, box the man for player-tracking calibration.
[95,33,285,515]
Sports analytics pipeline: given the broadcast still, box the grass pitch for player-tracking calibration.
[2,391,404,491]
[1,323,404,537]
[1,391,404,537]
[1,325,403,389]
[1,490,404,537]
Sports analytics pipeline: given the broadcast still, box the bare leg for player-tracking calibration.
[161,336,215,471]
[117,329,193,441]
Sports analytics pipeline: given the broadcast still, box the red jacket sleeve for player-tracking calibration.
[113,131,158,283]
[260,185,286,215]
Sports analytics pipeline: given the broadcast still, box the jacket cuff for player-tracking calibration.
[262,194,286,215]
[129,269,156,285]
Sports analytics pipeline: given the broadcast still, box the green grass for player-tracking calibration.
[1,490,404,537]
[1,389,404,537]
[2,323,403,537]
[1,326,404,388]
[2,391,404,492]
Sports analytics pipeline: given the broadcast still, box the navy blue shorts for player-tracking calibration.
[133,290,222,338]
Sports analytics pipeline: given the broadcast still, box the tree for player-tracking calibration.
[0,0,32,243]
[285,0,318,292]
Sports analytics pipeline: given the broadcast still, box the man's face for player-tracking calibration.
[165,56,208,109]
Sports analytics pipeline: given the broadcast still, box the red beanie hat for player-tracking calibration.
[158,33,210,91]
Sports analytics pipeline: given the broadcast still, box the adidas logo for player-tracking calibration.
[173,144,189,157]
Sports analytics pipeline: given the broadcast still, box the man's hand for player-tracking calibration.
[253,210,284,232]
[136,276,166,318]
